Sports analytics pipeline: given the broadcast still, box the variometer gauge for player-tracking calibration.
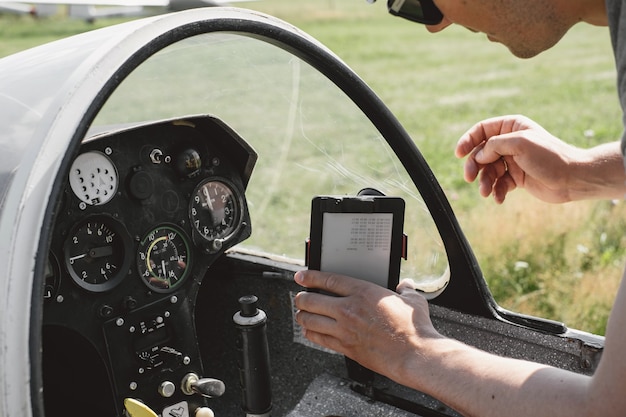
[137,225,192,293]
[189,178,242,252]
[68,150,118,206]
[63,216,131,292]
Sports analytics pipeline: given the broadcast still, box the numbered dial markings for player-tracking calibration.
[64,217,131,292]
[137,225,191,293]
[190,179,241,243]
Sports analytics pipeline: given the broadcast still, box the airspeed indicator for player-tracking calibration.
[137,225,192,293]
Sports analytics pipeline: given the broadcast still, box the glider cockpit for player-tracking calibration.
[0,8,604,417]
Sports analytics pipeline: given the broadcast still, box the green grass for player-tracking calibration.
[1,1,624,334]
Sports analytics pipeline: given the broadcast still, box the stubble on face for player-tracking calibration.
[490,0,571,58]
[440,0,572,58]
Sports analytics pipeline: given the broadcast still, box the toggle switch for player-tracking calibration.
[181,373,225,398]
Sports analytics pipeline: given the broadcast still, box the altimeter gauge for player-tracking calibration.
[137,225,192,293]
[189,178,242,252]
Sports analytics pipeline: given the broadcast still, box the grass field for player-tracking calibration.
[1,0,624,334]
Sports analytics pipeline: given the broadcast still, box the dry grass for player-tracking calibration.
[460,193,626,334]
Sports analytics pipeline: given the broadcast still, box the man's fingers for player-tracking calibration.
[295,307,337,334]
[294,270,368,296]
[300,328,345,355]
[462,144,484,182]
[456,115,523,158]
[396,278,418,293]
[462,138,512,185]
[294,290,342,319]
[492,174,517,204]
[456,131,485,159]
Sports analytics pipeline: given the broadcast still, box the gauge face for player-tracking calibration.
[137,225,192,293]
[189,179,241,243]
[63,217,131,292]
[68,151,118,206]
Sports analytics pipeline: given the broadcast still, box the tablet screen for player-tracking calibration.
[307,195,405,290]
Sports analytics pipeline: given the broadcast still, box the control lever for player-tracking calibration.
[233,295,272,417]
[181,373,226,398]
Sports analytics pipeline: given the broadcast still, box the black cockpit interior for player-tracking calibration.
[43,115,259,416]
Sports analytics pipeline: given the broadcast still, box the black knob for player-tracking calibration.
[127,169,154,200]
[98,304,114,318]
[239,295,258,317]
[123,296,138,310]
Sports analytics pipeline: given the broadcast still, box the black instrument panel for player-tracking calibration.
[43,115,257,417]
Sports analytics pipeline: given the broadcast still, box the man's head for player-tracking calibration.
[384,0,606,59]
[387,0,444,25]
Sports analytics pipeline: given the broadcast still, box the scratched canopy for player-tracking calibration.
[0,8,471,417]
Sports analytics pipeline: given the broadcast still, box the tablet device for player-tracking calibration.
[306,194,406,290]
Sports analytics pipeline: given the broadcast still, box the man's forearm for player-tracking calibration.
[569,141,626,201]
[397,336,591,417]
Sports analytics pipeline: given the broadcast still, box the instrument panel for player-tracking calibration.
[43,115,257,417]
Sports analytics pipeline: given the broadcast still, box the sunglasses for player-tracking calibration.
[386,0,444,25]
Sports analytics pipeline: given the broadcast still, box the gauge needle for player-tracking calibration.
[69,253,87,262]
[203,186,214,210]
[161,260,168,279]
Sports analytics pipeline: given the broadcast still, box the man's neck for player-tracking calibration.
[569,0,608,26]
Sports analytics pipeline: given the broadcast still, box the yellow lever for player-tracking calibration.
[124,398,158,417]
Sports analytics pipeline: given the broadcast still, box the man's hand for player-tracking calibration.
[455,115,585,204]
[293,270,441,381]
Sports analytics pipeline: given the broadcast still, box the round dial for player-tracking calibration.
[68,151,118,206]
[137,225,191,293]
[63,216,131,292]
[189,179,241,244]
